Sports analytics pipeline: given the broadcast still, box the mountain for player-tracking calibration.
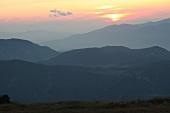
[0,30,73,44]
[43,46,170,66]
[1,59,170,103]
[0,39,60,62]
[44,18,170,51]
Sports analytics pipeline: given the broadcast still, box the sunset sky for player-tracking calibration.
[0,0,170,33]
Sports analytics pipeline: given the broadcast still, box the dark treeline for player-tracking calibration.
[0,94,11,104]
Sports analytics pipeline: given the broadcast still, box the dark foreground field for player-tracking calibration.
[0,97,170,113]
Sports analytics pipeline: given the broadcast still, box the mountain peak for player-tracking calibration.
[144,46,168,52]
[157,18,170,24]
[0,38,32,43]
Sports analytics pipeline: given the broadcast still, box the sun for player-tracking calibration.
[101,14,129,21]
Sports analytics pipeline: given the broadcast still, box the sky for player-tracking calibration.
[0,0,170,33]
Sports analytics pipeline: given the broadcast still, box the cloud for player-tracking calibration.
[89,12,104,14]
[0,18,7,21]
[49,9,73,17]
[66,12,73,15]
[88,5,132,22]
[57,10,73,16]
[53,14,57,17]
[0,18,21,22]
[50,9,57,13]
[96,5,118,10]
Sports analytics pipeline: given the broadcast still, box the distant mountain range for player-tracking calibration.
[0,30,73,43]
[43,46,170,66]
[1,59,170,103]
[0,39,60,62]
[43,18,170,51]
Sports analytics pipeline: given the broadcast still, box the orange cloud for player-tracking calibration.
[116,5,170,23]
[89,12,104,14]
[87,5,132,22]
[96,5,118,10]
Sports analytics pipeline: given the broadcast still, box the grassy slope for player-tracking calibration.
[0,97,170,113]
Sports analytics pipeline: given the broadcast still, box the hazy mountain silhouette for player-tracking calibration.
[1,59,170,103]
[0,30,73,43]
[43,46,170,66]
[0,39,60,62]
[44,18,170,51]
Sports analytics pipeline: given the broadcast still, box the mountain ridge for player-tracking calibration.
[43,46,170,66]
[0,38,60,62]
[0,30,74,44]
[43,18,170,51]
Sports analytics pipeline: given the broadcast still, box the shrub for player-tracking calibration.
[0,94,11,104]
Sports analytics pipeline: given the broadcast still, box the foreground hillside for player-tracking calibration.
[1,60,170,103]
[1,97,170,113]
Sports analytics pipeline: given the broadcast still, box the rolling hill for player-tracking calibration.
[0,39,60,62]
[43,46,170,66]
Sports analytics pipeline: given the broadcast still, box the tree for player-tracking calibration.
[1,94,10,104]
[0,95,1,104]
